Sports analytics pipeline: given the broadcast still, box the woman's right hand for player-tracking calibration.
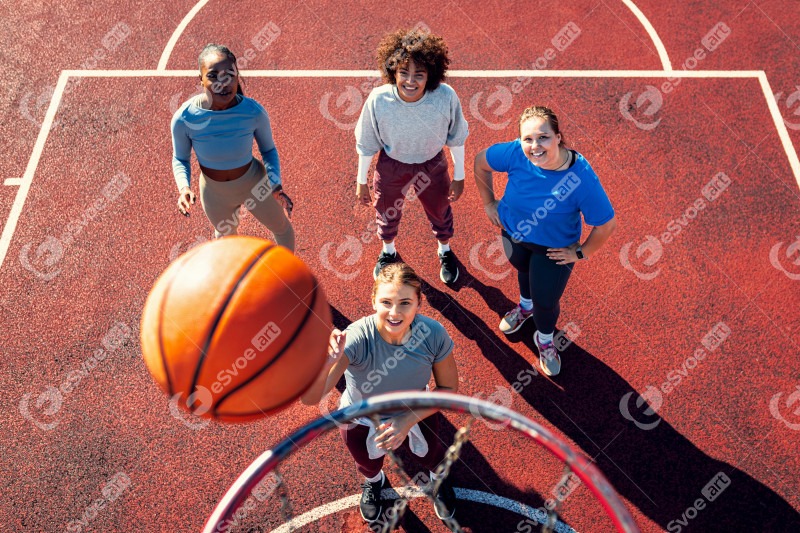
[484,199,501,228]
[356,183,372,206]
[328,329,346,363]
[178,187,196,216]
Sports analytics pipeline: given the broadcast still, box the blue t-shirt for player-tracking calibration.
[485,140,615,247]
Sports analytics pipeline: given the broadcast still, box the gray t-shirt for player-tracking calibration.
[339,314,454,409]
[354,83,469,163]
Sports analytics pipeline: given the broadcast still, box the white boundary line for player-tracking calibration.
[154,0,671,73]
[64,69,763,78]
[620,0,672,70]
[2,69,798,274]
[0,71,68,270]
[757,72,800,186]
[156,0,211,70]
[267,487,577,533]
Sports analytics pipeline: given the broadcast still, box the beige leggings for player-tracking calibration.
[199,158,295,252]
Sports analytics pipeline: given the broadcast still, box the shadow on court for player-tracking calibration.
[420,272,800,532]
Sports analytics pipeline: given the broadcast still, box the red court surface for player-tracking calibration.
[3,1,800,532]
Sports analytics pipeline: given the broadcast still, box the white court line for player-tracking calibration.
[3,179,23,186]
[0,71,68,270]
[2,69,797,274]
[267,487,577,533]
[620,0,672,70]
[156,0,211,71]
[155,0,670,73]
[64,69,763,78]
[758,72,800,189]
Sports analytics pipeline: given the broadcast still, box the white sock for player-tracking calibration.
[519,297,533,311]
[430,470,444,481]
[537,331,554,344]
[366,470,384,484]
[438,242,450,254]
[382,241,396,255]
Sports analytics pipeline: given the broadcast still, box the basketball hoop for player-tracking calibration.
[202,391,640,532]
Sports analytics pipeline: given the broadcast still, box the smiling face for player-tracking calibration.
[520,117,564,170]
[395,60,428,102]
[199,52,239,110]
[372,282,421,344]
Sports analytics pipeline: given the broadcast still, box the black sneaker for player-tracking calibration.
[373,251,398,279]
[359,476,384,522]
[432,477,456,520]
[438,250,459,284]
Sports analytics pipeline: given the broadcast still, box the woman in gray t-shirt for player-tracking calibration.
[301,263,459,523]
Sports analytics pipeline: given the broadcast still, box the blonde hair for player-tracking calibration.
[372,263,421,302]
[519,106,566,146]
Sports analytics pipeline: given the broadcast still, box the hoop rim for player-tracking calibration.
[202,391,640,533]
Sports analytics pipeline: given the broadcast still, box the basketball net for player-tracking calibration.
[202,392,640,533]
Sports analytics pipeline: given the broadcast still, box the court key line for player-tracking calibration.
[155,0,672,72]
[1,68,798,274]
[157,0,211,70]
[266,487,578,533]
[620,0,672,70]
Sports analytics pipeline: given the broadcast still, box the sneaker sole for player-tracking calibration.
[539,361,560,377]
[439,266,459,284]
[537,351,561,377]
[500,314,531,335]
[359,503,383,523]
[434,502,456,520]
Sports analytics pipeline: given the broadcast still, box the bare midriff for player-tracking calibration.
[200,162,251,182]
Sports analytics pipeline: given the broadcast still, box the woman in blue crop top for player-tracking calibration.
[473,106,617,377]
[170,44,295,251]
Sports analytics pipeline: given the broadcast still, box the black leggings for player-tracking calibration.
[501,230,573,335]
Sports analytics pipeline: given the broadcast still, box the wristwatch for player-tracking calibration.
[575,245,585,260]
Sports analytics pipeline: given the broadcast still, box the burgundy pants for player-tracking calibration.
[340,414,447,478]
[373,150,454,242]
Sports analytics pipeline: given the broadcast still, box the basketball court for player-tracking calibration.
[3,1,800,531]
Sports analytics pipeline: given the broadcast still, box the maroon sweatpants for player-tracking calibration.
[373,150,454,242]
[339,414,447,479]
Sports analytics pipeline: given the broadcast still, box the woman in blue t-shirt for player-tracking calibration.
[473,106,617,376]
[171,44,295,250]
[301,263,459,523]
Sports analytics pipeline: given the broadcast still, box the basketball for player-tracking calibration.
[140,236,332,422]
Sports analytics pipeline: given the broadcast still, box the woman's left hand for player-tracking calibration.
[375,413,416,451]
[546,243,581,265]
[448,179,465,202]
[272,187,294,219]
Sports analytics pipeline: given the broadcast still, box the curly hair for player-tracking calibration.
[375,28,450,91]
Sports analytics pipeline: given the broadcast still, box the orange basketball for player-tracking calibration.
[140,236,332,422]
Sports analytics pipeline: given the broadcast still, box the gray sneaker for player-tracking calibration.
[534,332,561,376]
[499,304,533,334]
